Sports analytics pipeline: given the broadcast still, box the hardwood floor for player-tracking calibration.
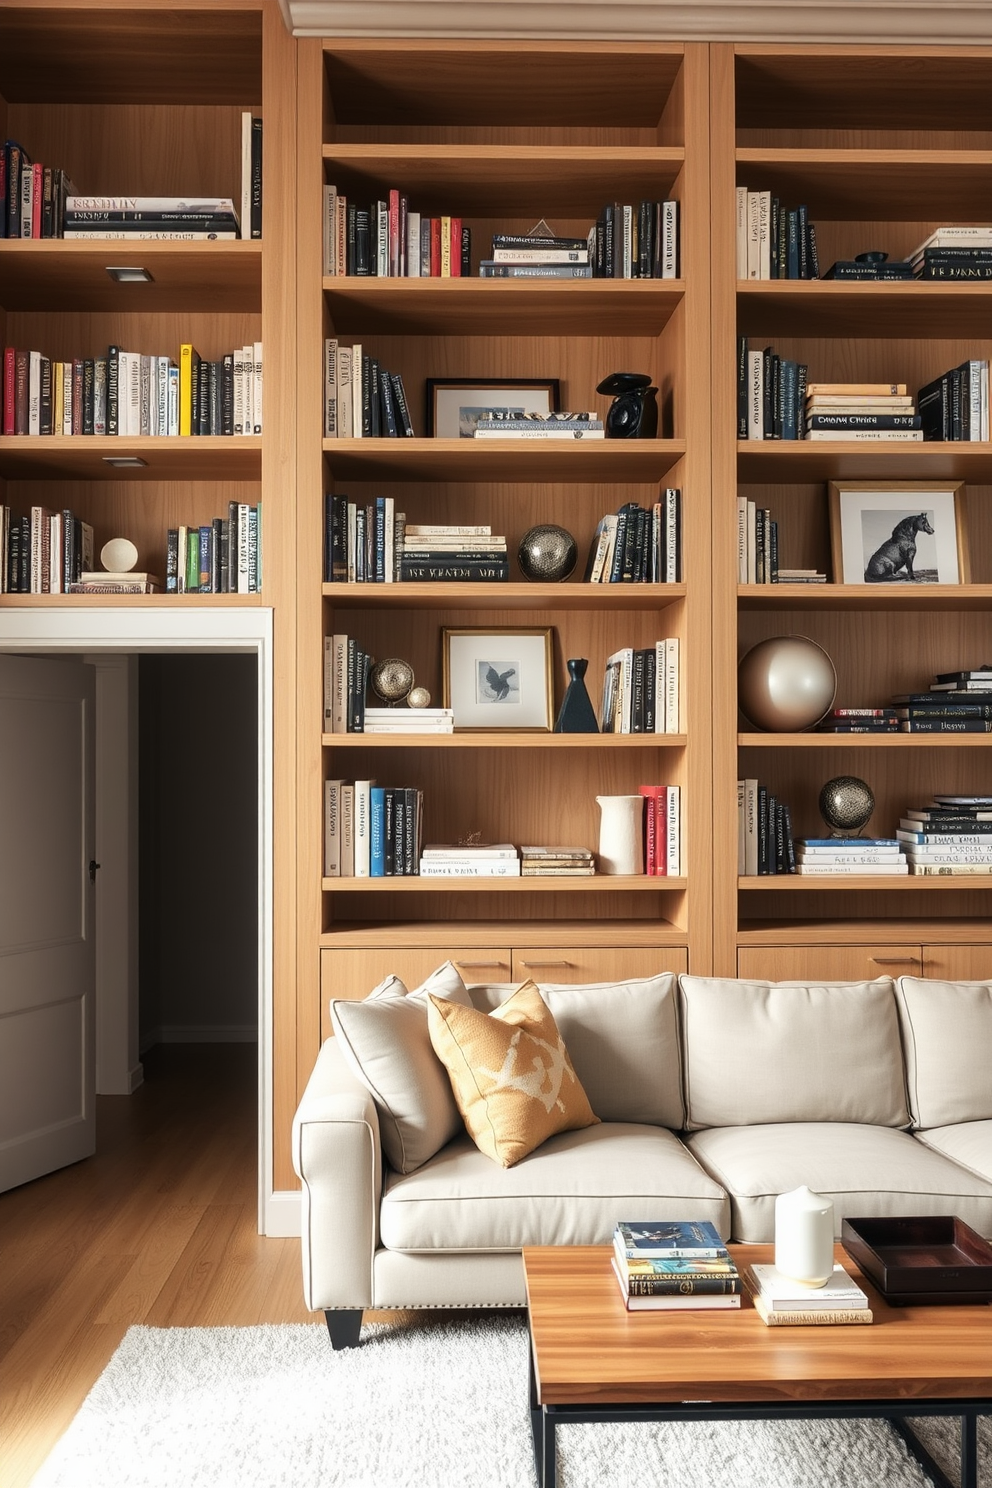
[0,1044,312,1488]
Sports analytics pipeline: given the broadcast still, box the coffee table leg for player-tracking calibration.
[527,1338,556,1488]
[961,1409,978,1488]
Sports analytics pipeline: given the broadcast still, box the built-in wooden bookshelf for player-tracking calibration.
[711,42,992,979]
[296,38,713,1054]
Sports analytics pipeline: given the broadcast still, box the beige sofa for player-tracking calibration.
[291,965,992,1347]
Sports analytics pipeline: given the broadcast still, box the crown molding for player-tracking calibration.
[283,1,992,44]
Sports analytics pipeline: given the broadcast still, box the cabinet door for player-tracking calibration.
[511,946,688,984]
[922,946,992,981]
[320,946,512,1040]
[737,946,922,982]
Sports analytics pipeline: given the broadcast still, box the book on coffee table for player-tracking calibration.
[614,1220,729,1259]
[611,1257,742,1309]
[746,1262,872,1325]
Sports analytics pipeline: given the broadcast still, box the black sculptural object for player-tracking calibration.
[596,371,659,439]
[554,658,599,733]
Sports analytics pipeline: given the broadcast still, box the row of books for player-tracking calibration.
[611,1221,741,1310]
[472,412,604,440]
[639,785,682,876]
[323,779,424,878]
[165,504,262,594]
[599,641,680,735]
[0,504,93,594]
[910,226,992,280]
[899,794,992,875]
[322,340,414,439]
[735,188,819,280]
[479,231,593,280]
[323,185,470,277]
[735,498,826,584]
[592,201,680,279]
[323,501,509,584]
[918,359,989,441]
[63,195,242,242]
[738,780,797,876]
[737,339,808,441]
[584,493,682,585]
[821,667,992,735]
[1,140,75,238]
[1,343,263,437]
[322,634,372,733]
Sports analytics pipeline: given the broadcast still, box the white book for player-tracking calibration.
[796,863,909,874]
[910,226,992,258]
[743,778,759,876]
[654,642,668,733]
[905,851,992,863]
[337,347,353,438]
[605,646,635,733]
[797,853,902,866]
[405,524,492,536]
[472,428,604,440]
[353,780,374,876]
[737,780,746,876]
[736,495,748,582]
[805,430,924,441]
[419,860,522,877]
[335,194,348,279]
[910,863,992,875]
[61,360,73,434]
[746,190,761,279]
[406,210,421,276]
[237,501,251,592]
[422,843,517,858]
[376,201,389,276]
[167,364,179,435]
[63,228,239,240]
[322,183,338,274]
[664,486,679,582]
[383,495,395,583]
[664,637,680,733]
[28,350,41,434]
[232,346,247,434]
[340,786,355,877]
[665,785,681,876]
[241,112,253,243]
[122,350,141,436]
[747,351,763,439]
[20,165,33,238]
[242,344,255,435]
[49,512,62,593]
[982,360,989,441]
[661,199,679,278]
[351,343,363,438]
[332,634,348,733]
[735,186,748,278]
[757,189,771,278]
[324,337,338,437]
[324,779,343,876]
[746,498,757,581]
[252,341,263,433]
[588,515,617,584]
[749,1263,868,1310]
[68,194,238,214]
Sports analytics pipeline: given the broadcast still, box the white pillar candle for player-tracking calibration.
[774,1185,835,1287]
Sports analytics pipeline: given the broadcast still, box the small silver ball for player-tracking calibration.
[408,686,431,709]
[370,658,414,704]
[517,524,577,583]
[819,776,875,834]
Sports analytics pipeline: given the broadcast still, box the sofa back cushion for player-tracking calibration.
[896,976,992,1128]
[465,973,683,1129]
[329,961,472,1174]
[678,975,909,1131]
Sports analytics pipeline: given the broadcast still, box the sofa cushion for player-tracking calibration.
[379,1122,729,1251]
[686,1122,992,1243]
[427,981,599,1168]
[895,977,992,1128]
[329,961,472,1175]
[678,975,909,1130]
[915,1120,992,1189]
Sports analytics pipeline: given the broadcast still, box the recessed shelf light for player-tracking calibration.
[102,456,148,468]
[105,266,154,283]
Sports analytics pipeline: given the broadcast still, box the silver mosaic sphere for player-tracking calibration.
[738,635,836,732]
[370,658,414,704]
[517,524,577,582]
[408,686,431,709]
[819,776,875,834]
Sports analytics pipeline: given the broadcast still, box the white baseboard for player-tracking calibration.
[140,1026,259,1052]
[264,1188,302,1237]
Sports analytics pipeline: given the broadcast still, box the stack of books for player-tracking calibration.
[898,795,992,875]
[398,523,509,582]
[64,195,241,240]
[519,846,595,877]
[639,784,681,876]
[363,707,454,735]
[418,843,521,878]
[735,187,819,279]
[2,140,75,238]
[892,667,992,731]
[794,838,908,875]
[473,412,604,440]
[803,381,922,442]
[611,1220,741,1310]
[323,340,414,439]
[599,640,680,735]
[736,498,826,584]
[917,360,989,441]
[323,185,469,277]
[585,493,681,585]
[738,779,797,876]
[69,570,161,596]
[323,494,400,583]
[0,505,93,594]
[479,232,592,279]
[592,201,679,278]
[737,339,808,440]
[909,226,992,280]
[822,255,913,281]
[746,1263,872,1326]
[817,707,901,734]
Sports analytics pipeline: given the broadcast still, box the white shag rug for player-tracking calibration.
[31,1313,988,1488]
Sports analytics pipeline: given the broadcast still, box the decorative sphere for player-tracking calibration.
[101,536,138,573]
[517,524,577,582]
[737,635,837,731]
[370,658,414,704]
[408,686,431,709]
[819,776,875,834]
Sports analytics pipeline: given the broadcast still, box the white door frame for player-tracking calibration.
[0,607,281,1235]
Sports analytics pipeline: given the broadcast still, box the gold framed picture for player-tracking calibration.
[828,480,969,585]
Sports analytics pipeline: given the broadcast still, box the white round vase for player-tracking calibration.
[774,1184,835,1287]
[595,794,644,875]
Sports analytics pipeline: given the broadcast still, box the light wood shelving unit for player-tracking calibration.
[296,39,713,1057]
[711,42,992,979]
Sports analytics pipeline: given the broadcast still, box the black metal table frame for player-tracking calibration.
[528,1345,986,1488]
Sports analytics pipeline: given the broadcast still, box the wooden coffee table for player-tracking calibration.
[524,1244,992,1488]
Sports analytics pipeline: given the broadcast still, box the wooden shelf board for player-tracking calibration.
[737,282,992,339]
[321,145,684,214]
[740,875,992,890]
[322,581,686,611]
[0,437,262,481]
[323,875,686,892]
[737,917,992,945]
[322,438,686,482]
[0,593,262,608]
[0,241,262,314]
[320,918,687,948]
[322,732,686,749]
[736,150,992,220]
[737,441,992,482]
[324,278,684,336]
[739,732,992,748]
[738,584,992,612]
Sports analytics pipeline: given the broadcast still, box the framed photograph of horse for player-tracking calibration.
[441,626,554,732]
[828,480,969,585]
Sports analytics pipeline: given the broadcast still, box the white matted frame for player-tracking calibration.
[829,480,969,585]
[426,377,560,438]
[442,626,554,731]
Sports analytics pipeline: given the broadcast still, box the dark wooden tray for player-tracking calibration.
[841,1216,992,1305]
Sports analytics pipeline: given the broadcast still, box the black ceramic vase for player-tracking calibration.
[554,658,600,733]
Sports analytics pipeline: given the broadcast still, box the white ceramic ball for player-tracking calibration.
[101,537,139,573]
[408,687,431,709]
[738,635,836,732]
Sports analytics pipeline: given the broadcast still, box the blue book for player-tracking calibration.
[370,786,386,876]
[798,838,899,848]
[614,1220,728,1259]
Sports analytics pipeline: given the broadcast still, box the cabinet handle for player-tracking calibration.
[519,960,573,969]
[455,960,508,970]
[869,957,920,967]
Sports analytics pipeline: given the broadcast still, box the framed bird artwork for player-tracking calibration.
[442,627,554,731]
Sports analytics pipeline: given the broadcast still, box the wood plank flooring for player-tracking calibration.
[0,1044,313,1488]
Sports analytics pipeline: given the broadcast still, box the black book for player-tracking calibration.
[165,529,179,592]
[221,352,234,435]
[633,505,650,582]
[211,516,223,591]
[403,786,419,875]
[762,346,776,439]
[389,372,415,436]
[383,788,396,875]
[630,648,646,731]
[608,505,631,582]
[378,371,399,437]
[360,355,372,437]
[806,413,922,429]
[824,261,914,280]
[795,362,808,438]
[769,196,780,280]
[398,559,510,581]
[897,704,992,720]
[796,206,809,278]
[779,359,798,440]
[41,167,55,238]
[636,200,652,278]
[601,205,615,278]
[917,373,951,441]
[249,115,263,239]
[354,207,372,275]
[492,232,589,251]
[346,639,358,730]
[754,506,766,583]
[38,355,53,435]
[768,518,779,580]
[18,514,30,592]
[106,344,120,436]
[642,649,656,731]
[919,263,992,280]
[786,209,800,277]
[392,790,407,875]
[218,519,230,592]
[369,361,382,438]
[806,220,820,278]
[4,142,29,238]
[775,801,787,873]
[593,217,606,277]
[461,225,471,276]
[346,203,357,273]
[737,335,749,439]
[757,785,769,873]
[353,506,367,581]
[782,803,797,873]
[7,519,20,591]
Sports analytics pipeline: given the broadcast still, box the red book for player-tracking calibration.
[31,162,44,238]
[71,358,84,435]
[388,188,400,276]
[14,349,29,434]
[429,217,441,277]
[449,216,462,277]
[3,347,16,434]
[639,785,665,876]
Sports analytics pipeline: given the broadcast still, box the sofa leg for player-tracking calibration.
[325,1309,363,1349]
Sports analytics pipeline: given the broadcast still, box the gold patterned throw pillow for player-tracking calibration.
[426,980,599,1167]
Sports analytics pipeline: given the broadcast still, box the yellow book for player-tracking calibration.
[440,216,452,277]
[751,1291,873,1326]
[178,343,200,436]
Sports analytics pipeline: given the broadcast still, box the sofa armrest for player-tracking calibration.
[292,1037,382,1312]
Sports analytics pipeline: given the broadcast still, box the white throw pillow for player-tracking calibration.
[330,961,472,1173]
[896,976,992,1128]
